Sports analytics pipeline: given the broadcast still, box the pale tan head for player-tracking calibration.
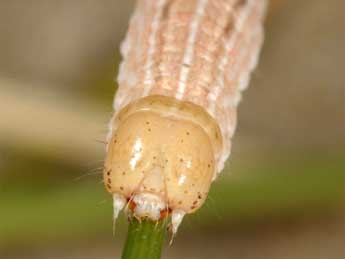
[104,95,222,233]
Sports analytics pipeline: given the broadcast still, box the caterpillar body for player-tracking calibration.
[104,0,267,235]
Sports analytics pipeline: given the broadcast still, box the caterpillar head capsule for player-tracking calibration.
[104,96,222,234]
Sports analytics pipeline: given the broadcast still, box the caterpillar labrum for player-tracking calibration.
[104,0,267,235]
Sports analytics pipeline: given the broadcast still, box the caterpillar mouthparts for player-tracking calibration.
[104,0,267,235]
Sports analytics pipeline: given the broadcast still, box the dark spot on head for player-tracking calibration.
[198,195,202,199]
[107,170,111,176]
[184,190,188,194]
[180,158,184,162]
[107,184,111,189]
[148,128,151,132]
[186,131,190,136]
[191,206,196,210]
[150,188,155,192]
[193,201,198,205]
[107,178,111,184]
[114,139,117,144]
[122,171,126,175]
[208,164,211,168]
[120,186,124,191]
[178,200,182,205]
[153,156,156,160]
[146,121,150,125]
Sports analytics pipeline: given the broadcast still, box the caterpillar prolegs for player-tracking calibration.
[104,0,267,235]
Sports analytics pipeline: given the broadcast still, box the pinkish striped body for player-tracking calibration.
[112,0,267,176]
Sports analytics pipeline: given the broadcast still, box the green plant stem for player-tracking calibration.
[121,218,167,259]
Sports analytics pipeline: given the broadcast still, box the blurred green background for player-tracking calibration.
[0,0,344,258]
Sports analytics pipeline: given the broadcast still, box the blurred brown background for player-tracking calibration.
[0,0,344,258]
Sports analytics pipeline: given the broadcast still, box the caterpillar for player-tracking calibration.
[104,0,267,235]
